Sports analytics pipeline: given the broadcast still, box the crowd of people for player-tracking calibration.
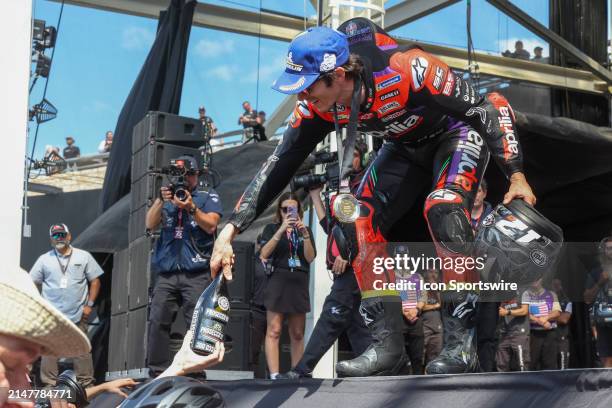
[40,101,269,169]
[44,133,113,163]
[502,40,549,63]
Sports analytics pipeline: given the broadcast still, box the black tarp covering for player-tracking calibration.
[71,194,129,252]
[100,0,196,212]
[485,111,612,242]
[20,189,102,271]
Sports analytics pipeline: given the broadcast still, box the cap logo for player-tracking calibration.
[285,52,303,72]
[279,76,306,92]
[345,22,358,36]
[320,53,336,72]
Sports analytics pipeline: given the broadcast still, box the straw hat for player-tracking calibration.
[0,269,90,357]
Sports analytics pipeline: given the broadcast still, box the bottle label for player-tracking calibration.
[195,341,216,354]
[201,326,224,341]
[206,308,229,322]
[218,296,230,311]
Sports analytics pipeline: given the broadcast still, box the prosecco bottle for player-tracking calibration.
[190,272,231,355]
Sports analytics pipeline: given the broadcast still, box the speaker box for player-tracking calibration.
[131,173,164,214]
[132,111,203,153]
[128,205,148,244]
[228,242,254,309]
[214,309,251,371]
[128,236,155,310]
[126,306,149,370]
[111,248,129,315]
[108,313,128,371]
[131,141,202,185]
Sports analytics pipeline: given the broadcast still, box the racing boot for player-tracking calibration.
[335,296,407,377]
[425,290,479,374]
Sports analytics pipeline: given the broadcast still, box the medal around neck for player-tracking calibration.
[333,193,360,223]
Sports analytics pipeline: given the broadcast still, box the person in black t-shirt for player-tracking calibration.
[422,268,443,366]
[496,289,530,371]
[198,106,217,140]
[552,278,572,369]
[238,101,266,142]
[259,192,316,379]
[584,235,612,368]
[63,136,80,159]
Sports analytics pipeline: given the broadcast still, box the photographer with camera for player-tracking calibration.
[258,192,316,380]
[281,141,371,379]
[584,234,612,368]
[145,155,222,377]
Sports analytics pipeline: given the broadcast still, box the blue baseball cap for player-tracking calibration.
[272,27,350,94]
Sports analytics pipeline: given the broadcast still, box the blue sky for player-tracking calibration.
[30,0,549,158]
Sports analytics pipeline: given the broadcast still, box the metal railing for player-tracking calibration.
[35,123,288,178]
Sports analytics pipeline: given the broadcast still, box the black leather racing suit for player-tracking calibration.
[228,44,523,295]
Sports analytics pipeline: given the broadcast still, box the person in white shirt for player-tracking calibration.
[97,131,113,153]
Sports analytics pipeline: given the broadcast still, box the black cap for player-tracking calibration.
[175,155,199,172]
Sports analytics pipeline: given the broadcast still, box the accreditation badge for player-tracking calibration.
[333,193,360,223]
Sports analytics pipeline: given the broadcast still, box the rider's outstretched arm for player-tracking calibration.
[228,102,334,233]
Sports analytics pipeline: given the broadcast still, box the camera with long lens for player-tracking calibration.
[34,370,87,408]
[161,158,196,201]
[291,150,339,191]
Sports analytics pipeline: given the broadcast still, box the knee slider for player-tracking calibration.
[424,189,474,255]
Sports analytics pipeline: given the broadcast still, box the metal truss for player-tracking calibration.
[57,0,316,41]
[384,0,460,31]
[487,0,612,85]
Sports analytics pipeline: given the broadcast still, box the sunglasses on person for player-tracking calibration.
[51,232,67,240]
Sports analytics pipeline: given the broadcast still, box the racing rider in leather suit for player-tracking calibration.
[211,19,536,377]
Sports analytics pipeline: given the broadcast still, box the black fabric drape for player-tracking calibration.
[72,194,129,252]
[100,0,196,211]
[483,111,612,243]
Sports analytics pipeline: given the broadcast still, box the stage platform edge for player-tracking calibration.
[206,368,612,408]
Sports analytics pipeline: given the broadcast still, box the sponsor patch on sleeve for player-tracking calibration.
[410,57,429,91]
[432,66,446,91]
[442,71,456,96]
